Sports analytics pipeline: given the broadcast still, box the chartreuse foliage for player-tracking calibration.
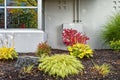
[0,0,4,4]
[102,13,120,43]
[0,47,18,60]
[13,0,37,6]
[93,63,111,77]
[110,40,120,51]
[68,43,93,59]
[36,42,51,58]
[22,65,34,74]
[38,54,84,78]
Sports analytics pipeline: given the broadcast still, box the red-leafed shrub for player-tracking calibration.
[62,28,89,46]
[36,42,51,58]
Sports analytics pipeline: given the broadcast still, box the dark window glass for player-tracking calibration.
[0,9,4,28]
[7,8,37,28]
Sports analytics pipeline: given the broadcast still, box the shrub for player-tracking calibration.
[22,65,34,74]
[38,54,84,78]
[36,42,51,58]
[68,43,93,59]
[102,13,120,44]
[62,29,89,46]
[0,47,18,60]
[110,40,120,51]
[93,63,111,77]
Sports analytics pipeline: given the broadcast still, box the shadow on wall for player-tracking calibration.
[57,25,66,50]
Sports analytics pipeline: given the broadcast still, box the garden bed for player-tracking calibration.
[0,49,120,80]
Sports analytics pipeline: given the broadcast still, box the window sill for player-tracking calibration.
[0,29,44,33]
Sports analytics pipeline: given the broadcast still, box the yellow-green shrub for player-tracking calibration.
[22,65,34,74]
[38,54,84,78]
[68,43,93,59]
[93,63,111,77]
[0,47,18,60]
[36,42,51,58]
[110,40,120,52]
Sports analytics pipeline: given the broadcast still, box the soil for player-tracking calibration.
[0,49,120,80]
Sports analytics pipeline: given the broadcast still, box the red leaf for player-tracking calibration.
[62,28,89,46]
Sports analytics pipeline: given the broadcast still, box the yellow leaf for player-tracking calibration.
[67,47,72,51]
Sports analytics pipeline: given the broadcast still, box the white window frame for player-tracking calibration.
[0,0,42,30]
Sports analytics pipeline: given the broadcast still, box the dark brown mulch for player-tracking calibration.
[0,49,120,80]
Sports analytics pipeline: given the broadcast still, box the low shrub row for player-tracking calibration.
[35,29,110,78]
[0,28,112,79]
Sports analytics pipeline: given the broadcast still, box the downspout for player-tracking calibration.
[76,0,79,23]
[75,0,77,23]
[73,0,76,23]
[73,0,81,23]
[77,0,80,23]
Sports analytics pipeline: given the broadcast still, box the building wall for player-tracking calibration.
[44,0,73,49]
[80,0,113,49]
[0,0,43,53]
[14,32,44,52]
[0,30,45,52]
[0,0,114,52]
[44,0,114,49]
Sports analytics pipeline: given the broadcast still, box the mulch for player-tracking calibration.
[0,49,120,80]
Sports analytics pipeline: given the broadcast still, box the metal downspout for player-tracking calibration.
[73,0,80,23]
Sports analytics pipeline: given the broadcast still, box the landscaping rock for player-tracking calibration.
[15,56,39,68]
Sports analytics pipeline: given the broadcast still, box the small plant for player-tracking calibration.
[62,28,89,46]
[68,43,93,59]
[0,47,18,60]
[93,63,111,77]
[102,13,120,44]
[22,65,34,74]
[38,54,84,78]
[0,34,17,60]
[36,42,51,58]
[110,40,120,51]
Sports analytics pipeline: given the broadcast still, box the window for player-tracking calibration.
[0,0,42,29]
